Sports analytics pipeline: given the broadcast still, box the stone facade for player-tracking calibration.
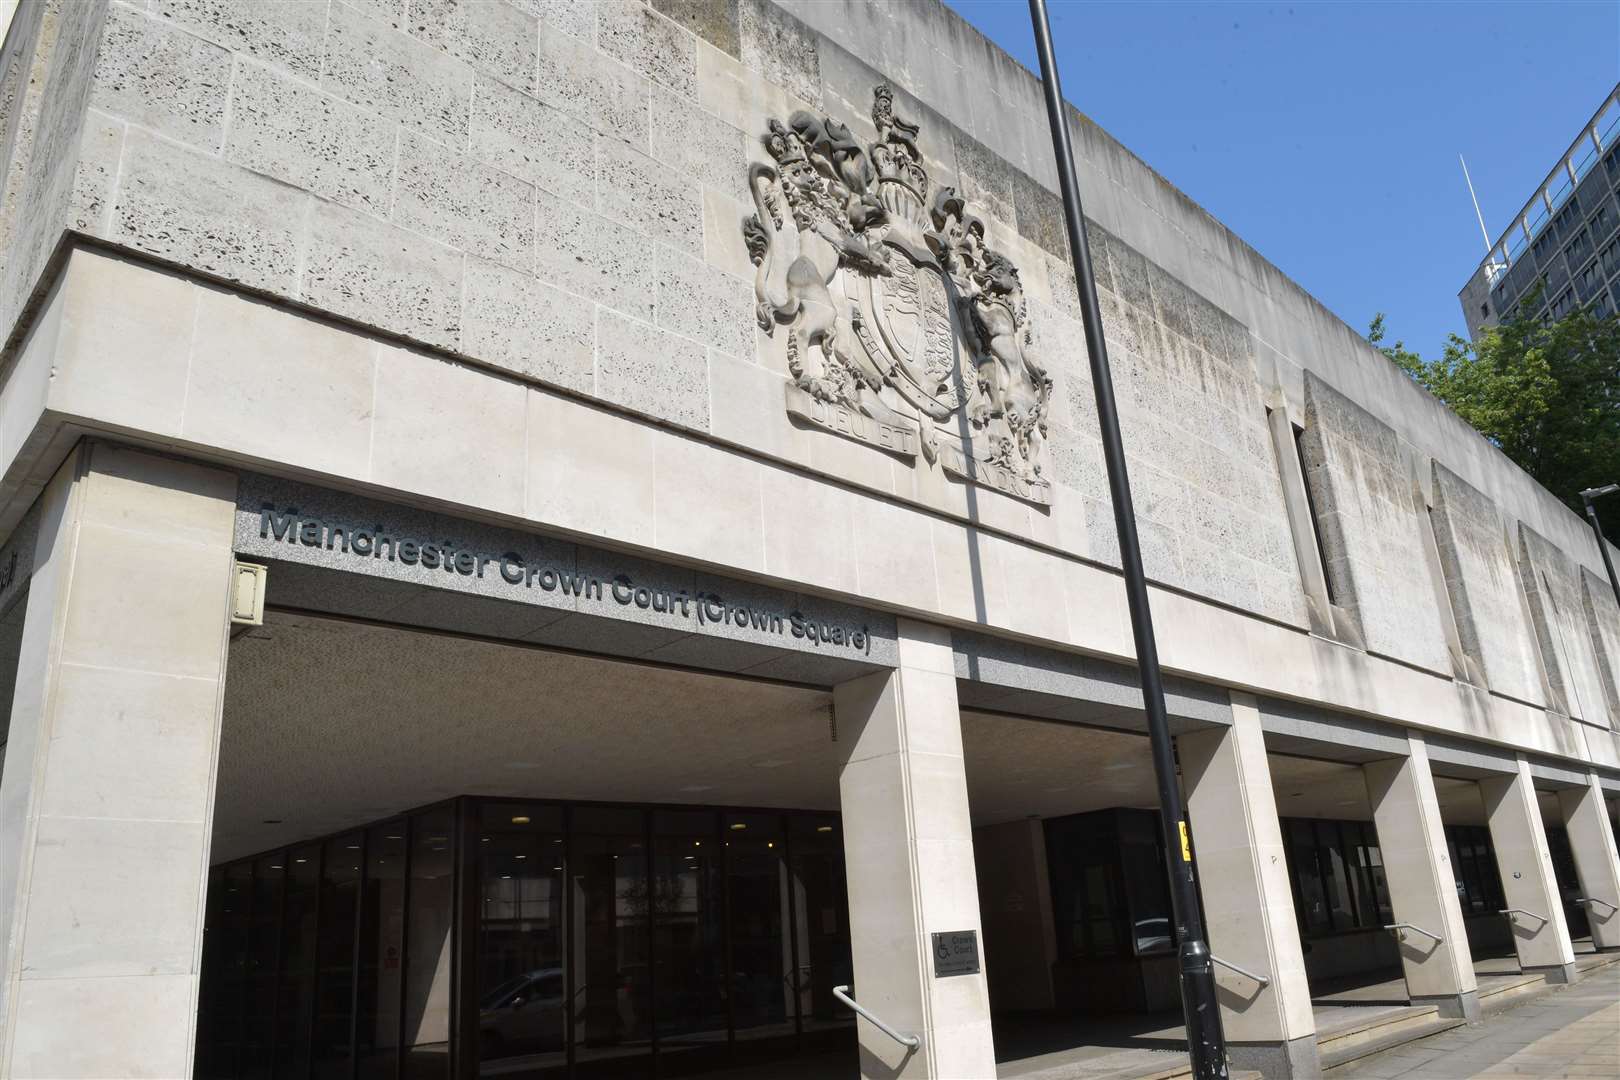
[0,2,1616,1077]
[0,0,1606,756]
[1520,524,1612,728]
[1430,462,1546,704]
[1298,373,1453,674]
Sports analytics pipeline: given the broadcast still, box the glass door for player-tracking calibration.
[474,802,567,1079]
[571,808,652,1079]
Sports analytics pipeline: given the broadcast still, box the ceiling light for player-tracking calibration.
[295,858,307,864]
[511,816,530,825]
[816,826,833,833]
[385,835,402,841]
[730,823,747,831]
[552,866,561,871]
[501,875,511,880]
[346,845,360,851]
[767,842,774,849]
[693,841,701,847]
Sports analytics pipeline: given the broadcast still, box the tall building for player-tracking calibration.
[1459,85,1620,338]
[0,3,1614,1079]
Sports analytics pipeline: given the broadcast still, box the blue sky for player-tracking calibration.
[946,0,1620,353]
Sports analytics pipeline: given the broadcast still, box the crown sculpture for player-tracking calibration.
[743,85,1054,506]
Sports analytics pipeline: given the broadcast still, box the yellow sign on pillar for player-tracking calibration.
[1179,820,1192,862]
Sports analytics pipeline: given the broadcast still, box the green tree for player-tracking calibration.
[1367,297,1620,536]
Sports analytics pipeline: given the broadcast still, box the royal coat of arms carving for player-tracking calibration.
[742,85,1054,505]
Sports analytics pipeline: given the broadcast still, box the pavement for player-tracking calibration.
[1325,959,1620,1079]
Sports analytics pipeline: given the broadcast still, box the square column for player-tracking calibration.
[834,619,995,1080]
[1363,734,1479,1019]
[1180,694,1319,1080]
[1557,775,1620,951]
[1481,760,1577,981]
[0,445,237,1077]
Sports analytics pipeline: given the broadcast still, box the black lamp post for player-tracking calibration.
[1580,484,1620,610]
[1024,1,1229,1076]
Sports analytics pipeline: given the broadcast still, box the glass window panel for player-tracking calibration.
[572,807,652,1079]
[726,812,794,1052]
[1344,824,1379,929]
[789,816,854,1046]
[476,802,566,1079]
[403,810,456,1080]
[313,835,362,1080]
[243,856,285,1080]
[1315,821,1356,930]
[358,825,407,1079]
[1286,820,1331,935]
[276,845,321,1080]
[1118,810,1174,955]
[652,809,727,1075]
[195,865,242,1080]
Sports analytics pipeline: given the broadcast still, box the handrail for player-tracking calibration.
[832,985,921,1050]
[1208,954,1270,987]
[1575,897,1620,914]
[1384,922,1444,944]
[1500,908,1549,924]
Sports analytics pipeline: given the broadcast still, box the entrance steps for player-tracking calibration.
[1477,970,1550,1014]
[1315,1006,1465,1071]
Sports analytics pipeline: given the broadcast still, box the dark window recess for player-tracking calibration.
[1578,259,1602,300]
[1532,230,1558,264]
[194,798,854,1080]
[1602,235,1620,277]
[1479,302,1489,318]
[1565,227,1592,266]
[1552,200,1582,241]
[1292,425,1338,605]
[1549,288,1577,320]
[1280,818,1392,936]
[1443,824,1506,914]
[1045,808,1176,961]
[1593,201,1615,244]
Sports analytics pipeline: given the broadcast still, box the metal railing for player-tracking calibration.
[1384,922,1444,944]
[1575,897,1620,914]
[1500,908,1549,924]
[832,985,921,1050]
[1208,954,1270,987]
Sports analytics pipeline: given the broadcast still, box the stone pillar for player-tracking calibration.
[1481,760,1577,981]
[1180,694,1319,1080]
[0,444,237,1077]
[1363,734,1479,1019]
[834,619,995,1080]
[1557,774,1620,952]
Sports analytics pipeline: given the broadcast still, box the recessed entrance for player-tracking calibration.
[201,612,862,1080]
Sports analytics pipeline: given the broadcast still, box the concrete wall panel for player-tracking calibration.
[1300,373,1452,674]
[1520,524,1612,729]
[1430,462,1545,704]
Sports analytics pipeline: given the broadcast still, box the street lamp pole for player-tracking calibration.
[1580,484,1620,611]
[1024,2,1229,1077]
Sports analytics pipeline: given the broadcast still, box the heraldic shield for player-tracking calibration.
[742,84,1055,506]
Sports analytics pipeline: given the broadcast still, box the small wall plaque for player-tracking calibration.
[931,930,979,977]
